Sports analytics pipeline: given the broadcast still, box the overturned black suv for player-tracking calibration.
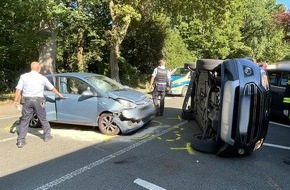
[182,58,270,156]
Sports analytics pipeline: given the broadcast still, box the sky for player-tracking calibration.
[276,0,290,9]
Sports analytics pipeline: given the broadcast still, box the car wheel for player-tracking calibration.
[191,134,218,153]
[98,113,120,136]
[181,110,194,120]
[29,113,41,128]
[196,59,223,70]
[181,86,188,97]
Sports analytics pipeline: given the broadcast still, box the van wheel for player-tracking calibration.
[98,113,120,136]
[181,86,188,97]
[29,113,41,128]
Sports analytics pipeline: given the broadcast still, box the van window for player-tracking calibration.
[268,72,279,86]
[279,72,290,87]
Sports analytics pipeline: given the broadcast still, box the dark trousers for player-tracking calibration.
[17,98,51,143]
[152,86,166,115]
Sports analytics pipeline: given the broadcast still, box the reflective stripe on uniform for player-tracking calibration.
[288,80,290,85]
[283,97,290,103]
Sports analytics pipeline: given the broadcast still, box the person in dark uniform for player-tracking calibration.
[283,79,290,165]
[14,61,63,148]
[149,59,171,116]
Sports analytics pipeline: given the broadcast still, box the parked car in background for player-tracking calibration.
[267,63,290,123]
[167,63,196,97]
[29,73,156,135]
[182,59,270,156]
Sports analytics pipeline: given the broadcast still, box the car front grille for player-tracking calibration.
[232,83,263,145]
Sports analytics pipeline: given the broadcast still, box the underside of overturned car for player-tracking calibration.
[182,58,271,156]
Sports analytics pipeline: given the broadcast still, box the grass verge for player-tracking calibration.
[0,92,14,105]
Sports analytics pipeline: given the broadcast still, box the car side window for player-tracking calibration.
[59,77,89,95]
[268,72,280,86]
[279,72,289,87]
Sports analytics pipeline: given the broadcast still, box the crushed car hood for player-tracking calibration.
[108,89,148,103]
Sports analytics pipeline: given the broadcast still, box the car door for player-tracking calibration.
[44,76,56,121]
[55,76,100,125]
[268,70,287,119]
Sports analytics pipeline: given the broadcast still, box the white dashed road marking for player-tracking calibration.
[269,121,290,128]
[263,143,290,151]
[134,178,166,190]
[33,121,187,190]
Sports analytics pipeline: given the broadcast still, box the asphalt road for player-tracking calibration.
[0,96,289,190]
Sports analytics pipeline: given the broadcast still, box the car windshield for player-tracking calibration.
[172,68,188,76]
[85,75,125,93]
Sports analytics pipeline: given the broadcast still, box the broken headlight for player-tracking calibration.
[117,99,137,109]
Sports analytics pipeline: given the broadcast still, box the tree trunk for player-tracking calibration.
[77,29,85,72]
[39,32,56,75]
[110,45,120,82]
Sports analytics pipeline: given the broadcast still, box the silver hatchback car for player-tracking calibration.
[29,73,156,135]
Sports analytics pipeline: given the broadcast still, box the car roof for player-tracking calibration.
[267,63,290,72]
[45,72,102,78]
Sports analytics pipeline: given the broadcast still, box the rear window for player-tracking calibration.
[172,68,189,76]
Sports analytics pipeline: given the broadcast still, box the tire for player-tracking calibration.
[181,110,194,120]
[191,134,218,153]
[196,59,223,70]
[29,113,41,128]
[98,113,120,136]
[181,86,188,97]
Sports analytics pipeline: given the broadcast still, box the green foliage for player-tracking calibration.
[175,0,246,59]
[163,29,195,69]
[240,0,288,62]
[121,14,167,75]
[0,0,49,91]
[1,0,290,93]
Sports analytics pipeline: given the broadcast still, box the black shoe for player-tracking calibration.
[284,158,290,165]
[16,142,27,148]
[159,113,164,116]
[43,136,53,142]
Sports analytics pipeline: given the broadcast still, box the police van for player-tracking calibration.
[267,62,290,123]
[167,64,194,97]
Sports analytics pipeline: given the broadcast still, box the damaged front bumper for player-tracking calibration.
[112,102,156,134]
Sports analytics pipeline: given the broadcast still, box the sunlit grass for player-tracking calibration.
[0,92,14,105]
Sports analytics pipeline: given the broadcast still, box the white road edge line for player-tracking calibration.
[0,115,21,120]
[33,121,187,190]
[263,143,290,151]
[269,121,290,128]
[134,178,166,190]
[0,137,17,142]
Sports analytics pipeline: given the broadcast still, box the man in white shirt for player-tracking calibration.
[14,61,63,148]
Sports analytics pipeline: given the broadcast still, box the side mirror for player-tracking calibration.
[81,88,95,97]
[123,85,130,90]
